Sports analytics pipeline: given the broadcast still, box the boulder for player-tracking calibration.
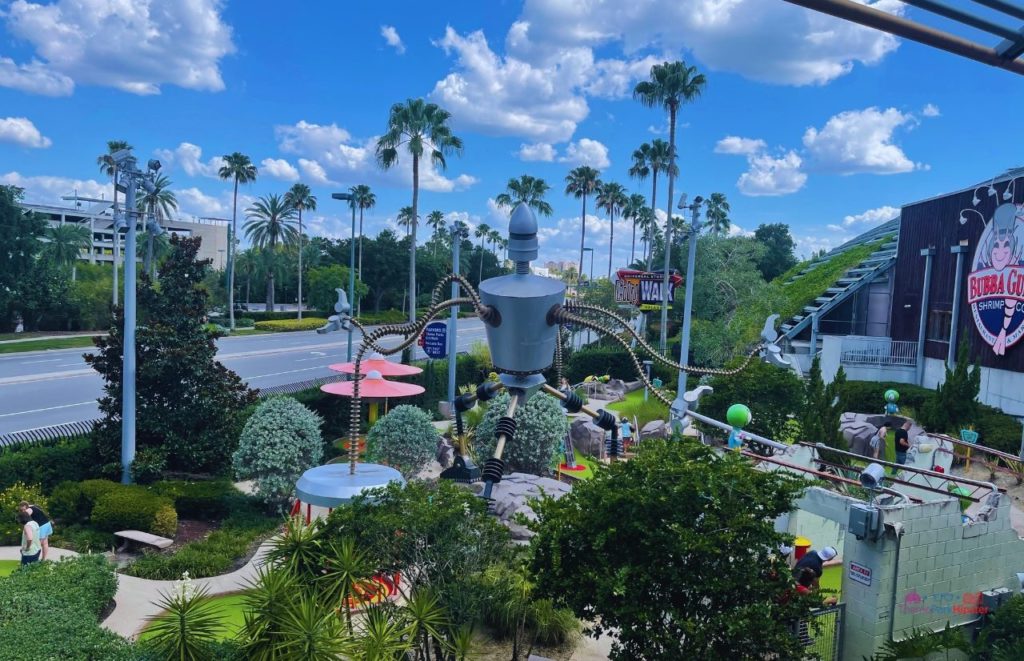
[641,419,670,440]
[604,378,628,400]
[570,418,606,459]
[489,472,572,541]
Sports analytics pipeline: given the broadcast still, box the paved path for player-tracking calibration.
[0,318,488,435]
[1,542,271,639]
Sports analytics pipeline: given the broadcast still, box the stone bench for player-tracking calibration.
[114,530,173,552]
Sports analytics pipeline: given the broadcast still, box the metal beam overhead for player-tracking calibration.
[783,0,1024,76]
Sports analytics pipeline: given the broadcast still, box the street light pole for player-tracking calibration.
[115,150,161,484]
[670,194,703,432]
[332,192,358,362]
[447,222,462,406]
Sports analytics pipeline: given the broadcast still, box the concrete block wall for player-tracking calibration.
[841,496,1024,661]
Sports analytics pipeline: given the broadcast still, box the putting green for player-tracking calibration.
[0,560,19,577]
[140,592,249,643]
[552,448,598,479]
[820,564,842,597]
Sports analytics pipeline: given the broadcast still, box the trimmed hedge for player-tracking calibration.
[0,436,98,492]
[0,555,131,661]
[565,345,674,386]
[92,487,177,537]
[254,317,327,331]
[149,479,241,519]
[835,380,934,417]
[239,310,302,322]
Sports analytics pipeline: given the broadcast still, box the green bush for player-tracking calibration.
[235,317,256,328]
[975,593,1024,659]
[288,388,349,451]
[0,555,130,661]
[0,436,98,492]
[233,397,323,504]
[253,317,327,331]
[91,487,178,537]
[475,391,568,475]
[131,446,168,484]
[565,345,674,386]
[49,524,116,553]
[48,480,86,521]
[976,404,1024,455]
[150,479,241,519]
[357,308,411,324]
[366,404,439,479]
[242,310,304,322]
[835,381,934,419]
[0,482,46,545]
[701,358,804,441]
[79,478,121,511]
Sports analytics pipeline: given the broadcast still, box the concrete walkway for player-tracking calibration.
[1,542,271,640]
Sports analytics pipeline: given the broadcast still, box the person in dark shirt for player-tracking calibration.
[792,546,837,588]
[894,421,912,465]
[18,501,52,561]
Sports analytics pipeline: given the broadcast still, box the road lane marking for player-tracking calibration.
[246,366,334,380]
[0,401,95,418]
[18,358,63,364]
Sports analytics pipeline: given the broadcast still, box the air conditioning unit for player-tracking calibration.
[981,587,1013,612]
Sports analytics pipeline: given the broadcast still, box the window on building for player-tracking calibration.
[926,310,952,342]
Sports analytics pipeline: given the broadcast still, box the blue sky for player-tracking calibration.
[2,0,1023,265]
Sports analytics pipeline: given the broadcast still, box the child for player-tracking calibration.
[620,416,634,450]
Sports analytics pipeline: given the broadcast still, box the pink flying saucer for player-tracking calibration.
[328,352,423,377]
[321,370,425,399]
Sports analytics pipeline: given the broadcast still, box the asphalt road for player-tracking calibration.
[0,318,488,436]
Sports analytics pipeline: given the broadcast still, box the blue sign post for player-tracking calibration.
[423,321,448,359]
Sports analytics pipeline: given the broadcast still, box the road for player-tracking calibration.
[0,318,488,436]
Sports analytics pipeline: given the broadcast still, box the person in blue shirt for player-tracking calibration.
[620,417,633,449]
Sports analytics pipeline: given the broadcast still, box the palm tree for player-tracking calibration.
[622,193,647,265]
[634,60,707,350]
[596,181,628,280]
[705,192,731,235]
[219,153,258,329]
[498,237,509,262]
[564,166,601,283]
[376,98,464,338]
[244,194,298,312]
[348,184,375,316]
[474,222,491,282]
[284,183,317,319]
[136,173,177,277]
[234,249,258,306]
[44,223,91,281]
[97,140,132,306]
[636,206,657,264]
[629,139,675,261]
[426,210,446,256]
[396,206,417,237]
[494,175,553,216]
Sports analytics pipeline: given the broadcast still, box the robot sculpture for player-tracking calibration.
[320,203,789,504]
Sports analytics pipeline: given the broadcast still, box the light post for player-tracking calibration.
[447,221,463,406]
[331,192,358,361]
[113,149,161,484]
[582,247,595,344]
[670,194,703,432]
[642,359,653,402]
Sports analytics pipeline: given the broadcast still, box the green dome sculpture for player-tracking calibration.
[726,403,752,428]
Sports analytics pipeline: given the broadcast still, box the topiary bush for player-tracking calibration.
[90,487,178,537]
[253,318,327,331]
[0,482,47,545]
[233,396,323,504]
[365,404,439,479]
[475,391,568,475]
[150,479,241,519]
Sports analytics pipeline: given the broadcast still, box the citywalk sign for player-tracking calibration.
[614,269,683,311]
[962,178,1024,356]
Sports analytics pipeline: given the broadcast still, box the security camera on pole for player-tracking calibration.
[114,149,162,484]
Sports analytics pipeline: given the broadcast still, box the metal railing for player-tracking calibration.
[793,602,844,661]
[840,336,917,367]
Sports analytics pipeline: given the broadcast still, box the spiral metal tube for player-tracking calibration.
[494,416,517,441]
[553,324,564,387]
[481,457,506,485]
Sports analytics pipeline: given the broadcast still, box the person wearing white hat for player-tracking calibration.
[792,545,838,589]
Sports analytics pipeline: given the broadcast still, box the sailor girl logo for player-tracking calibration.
[962,177,1024,356]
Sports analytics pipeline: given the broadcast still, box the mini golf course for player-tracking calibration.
[140,592,249,642]
[0,560,19,577]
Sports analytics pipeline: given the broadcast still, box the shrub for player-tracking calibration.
[0,482,46,545]
[253,317,327,332]
[236,317,256,328]
[91,487,178,536]
[976,404,1024,455]
[366,404,439,479]
[288,388,349,451]
[836,381,935,419]
[49,524,116,553]
[233,397,323,504]
[150,479,241,519]
[79,478,120,512]
[357,308,409,324]
[976,593,1024,659]
[475,391,568,475]
[0,436,98,492]
[565,345,674,386]
[131,446,168,484]
[701,358,804,441]
[48,480,86,521]
[0,555,130,661]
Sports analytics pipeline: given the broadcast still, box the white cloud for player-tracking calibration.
[513,0,904,86]
[154,142,226,179]
[841,204,900,227]
[176,187,226,217]
[714,136,767,156]
[381,25,405,54]
[0,57,73,96]
[2,0,234,96]
[274,119,476,193]
[803,107,922,174]
[737,150,807,197]
[0,171,108,204]
[922,103,941,117]
[260,158,299,182]
[518,142,556,162]
[795,234,847,260]
[0,117,51,148]
[558,138,610,169]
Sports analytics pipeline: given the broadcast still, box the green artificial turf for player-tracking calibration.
[820,564,842,597]
[606,389,669,428]
[0,560,19,577]
[552,448,598,480]
[139,592,249,643]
